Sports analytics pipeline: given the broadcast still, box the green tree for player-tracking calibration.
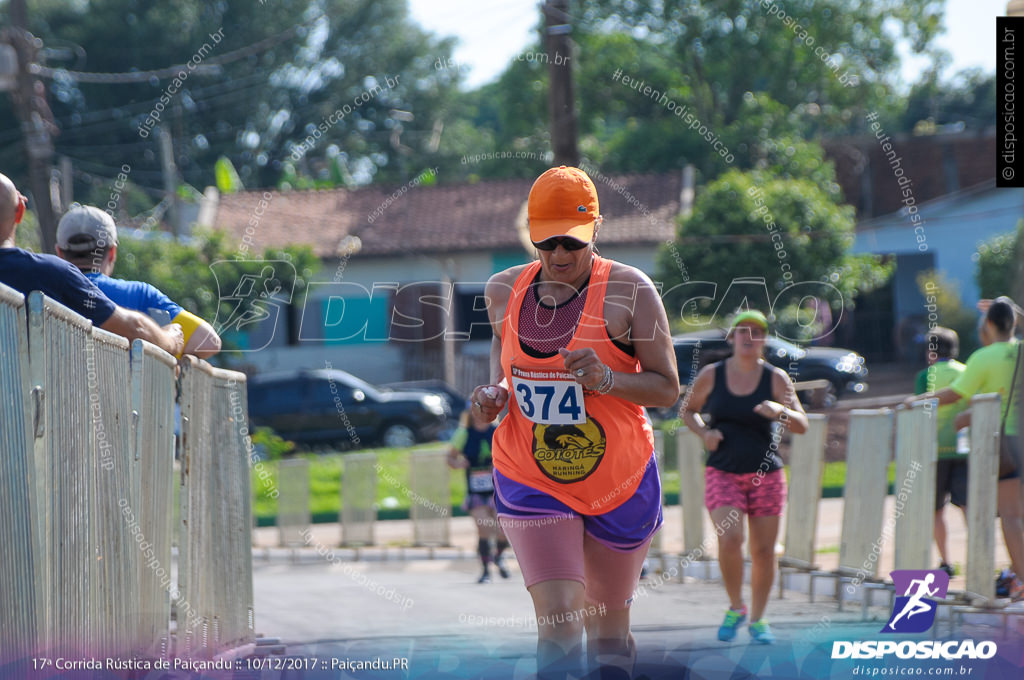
[917,269,980,359]
[578,0,940,131]
[902,67,996,134]
[657,168,890,328]
[454,0,943,180]
[0,0,464,201]
[976,221,1024,302]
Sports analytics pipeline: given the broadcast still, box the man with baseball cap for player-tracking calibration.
[56,204,221,359]
[0,172,182,357]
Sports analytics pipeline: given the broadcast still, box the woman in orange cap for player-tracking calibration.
[471,166,679,678]
[682,310,808,645]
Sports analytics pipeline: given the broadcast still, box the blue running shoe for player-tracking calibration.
[749,620,776,644]
[717,606,747,641]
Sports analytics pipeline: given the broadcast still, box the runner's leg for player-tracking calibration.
[582,533,651,676]
[748,515,780,623]
[501,515,586,677]
[997,478,1024,577]
[713,506,746,610]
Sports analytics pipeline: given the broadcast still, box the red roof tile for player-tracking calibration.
[212,172,682,259]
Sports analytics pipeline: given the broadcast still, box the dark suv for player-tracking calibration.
[672,330,868,408]
[247,369,449,449]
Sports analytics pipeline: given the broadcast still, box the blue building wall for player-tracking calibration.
[851,183,1024,319]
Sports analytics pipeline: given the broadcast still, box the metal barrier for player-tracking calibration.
[88,325,137,657]
[965,394,1002,601]
[0,283,38,662]
[210,368,255,651]
[780,413,828,569]
[411,448,451,547]
[341,453,377,547]
[276,457,311,547]
[675,426,706,558]
[0,290,255,661]
[838,408,893,576]
[130,339,178,654]
[178,356,256,655]
[893,401,938,571]
[27,291,100,655]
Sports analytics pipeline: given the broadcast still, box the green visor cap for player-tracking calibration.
[729,310,769,330]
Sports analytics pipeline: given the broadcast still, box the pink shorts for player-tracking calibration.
[499,514,652,611]
[705,467,786,517]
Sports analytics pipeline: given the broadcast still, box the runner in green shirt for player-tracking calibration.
[913,297,1023,599]
[914,327,968,578]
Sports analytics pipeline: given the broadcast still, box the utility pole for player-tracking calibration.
[7,0,59,253]
[544,0,579,167]
[158,126,181,237]
[59,156,73,210]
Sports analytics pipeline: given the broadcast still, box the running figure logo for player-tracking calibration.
[881,570,950,634]
[209,260,296,351]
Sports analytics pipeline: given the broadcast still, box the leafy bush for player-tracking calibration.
[251,427,295,461]
[976,220,1023,303]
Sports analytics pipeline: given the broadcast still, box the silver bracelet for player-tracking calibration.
[594,365,614,395]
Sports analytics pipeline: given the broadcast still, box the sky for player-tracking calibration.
[408,0,1000,91]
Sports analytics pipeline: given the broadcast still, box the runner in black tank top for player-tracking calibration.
[681,311,808,645]
[704,362,782,474]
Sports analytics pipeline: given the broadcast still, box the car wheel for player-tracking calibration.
[381,422,417,448]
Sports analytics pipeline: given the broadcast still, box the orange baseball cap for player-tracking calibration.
[527,166,599,243]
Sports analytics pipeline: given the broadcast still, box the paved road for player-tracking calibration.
[249,554,1024,679]
[248,488,1020,678]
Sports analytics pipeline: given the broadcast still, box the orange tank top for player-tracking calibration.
[491,256,655,514]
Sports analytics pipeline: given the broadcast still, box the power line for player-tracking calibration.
[70,166,165,198]
[52,69,275,127]
[30,20,312,84]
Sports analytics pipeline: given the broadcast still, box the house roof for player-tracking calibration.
[822,128,996,222]
[212,172,683,259]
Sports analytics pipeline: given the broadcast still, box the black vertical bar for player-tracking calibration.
[997,17,1024,187]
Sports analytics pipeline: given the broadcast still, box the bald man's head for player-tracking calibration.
[0,173,24,241]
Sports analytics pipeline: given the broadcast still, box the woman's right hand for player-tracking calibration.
[471,384,508,422]
[702,428,724,452]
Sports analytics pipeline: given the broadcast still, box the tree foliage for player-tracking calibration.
[577,0,942,129]
[902,68,996,134]
[917,269,980,359]
[0,0,464,200]
[449,0,971,183]
[657,168,891,325]
[976,221,1024,302]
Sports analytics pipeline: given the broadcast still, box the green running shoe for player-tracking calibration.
[749,619,776,644]
[717,606,747,641]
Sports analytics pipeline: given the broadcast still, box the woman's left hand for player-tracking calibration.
[753,400,786,421]
[559,347,607,390]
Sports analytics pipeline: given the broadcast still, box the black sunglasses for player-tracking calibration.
[532,236,589,251]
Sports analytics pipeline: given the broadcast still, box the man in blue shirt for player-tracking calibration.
[0,173,183,356]
[55,205,221,358]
